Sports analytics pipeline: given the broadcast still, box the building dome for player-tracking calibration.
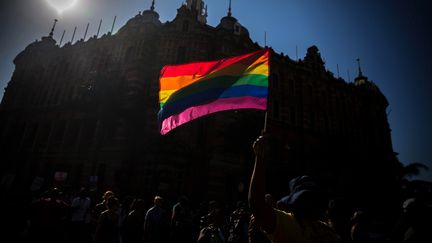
[14,35,57,65]
[218,15,237,30]
[216,2,249,37]
[142,9,161,24]
[142,1,161,25]
[119,1,161,33]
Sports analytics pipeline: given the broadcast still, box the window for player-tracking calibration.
[271,73,279,88]
[51,120,66,146]
[310,111,316,130]
[290,106,296,125]
[64,120,80,148]
[288,79,294,95]
[22,122,38,150]
[80,119,96,147]
[177,46,186,63]
[125,46,134,61]
[34,122,52,150]
[273,100,280,119]
[5,120,26,149]
[52,88,60,105]
[182,21,189,32]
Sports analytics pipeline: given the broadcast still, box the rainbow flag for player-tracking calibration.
[158,49,269,135]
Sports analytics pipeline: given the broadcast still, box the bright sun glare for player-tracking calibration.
[46,0,79,14]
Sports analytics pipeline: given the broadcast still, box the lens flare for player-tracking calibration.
[46,0,78,14]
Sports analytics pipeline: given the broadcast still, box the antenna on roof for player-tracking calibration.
[84,23,90,40]
[264,31,267,47]
[151,0,155,11]
[356,58,363,76]
[96,19,102,38]
[59,30,66,46]
[337,64,340,78]
[347,69,351,82]
[228,0,232,17]
[49,19,58,37]
[71,26,77,43]
[110,16,117,34]
[296,45,298,60]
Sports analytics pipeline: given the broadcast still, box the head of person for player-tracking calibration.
[264,194,275,207]
[402,197,426,222]
[208,200,219,211]
[130,198,145,211]
[178,195,189,205]
[350,210,366,225]
[49,187,62,200]
[279,175,328,220]
[102,190,114,201]
[207,208,224,227]
[78,187,88,198]
[106,196,120,211]
[235,201,246,213]
[276,196,290,212]
[154,196,163,207]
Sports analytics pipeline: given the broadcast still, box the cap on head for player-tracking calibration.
[154,195,163,206]
[280,175,328,219]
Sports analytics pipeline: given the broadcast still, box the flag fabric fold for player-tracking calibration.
[158,49,269,135]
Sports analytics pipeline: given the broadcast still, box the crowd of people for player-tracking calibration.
[4,134,431,243]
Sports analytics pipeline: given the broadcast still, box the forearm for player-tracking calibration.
[249,155,266,217]
[248,139,275,233]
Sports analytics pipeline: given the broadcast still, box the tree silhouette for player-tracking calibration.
[400,162,429,179]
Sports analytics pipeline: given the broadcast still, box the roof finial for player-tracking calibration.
[228,0,232,17]
[356,58,363,76]
[151,0,155,11]
[49,19,58,37]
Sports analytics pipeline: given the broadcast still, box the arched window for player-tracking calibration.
[182,21,189,32]
[273,100,280,119]
[177,46,186,63]
[125,46,134,61]
[290,106,296,125]
[288,79,295,95]
[51,120,66,147]
[271,73,279,88]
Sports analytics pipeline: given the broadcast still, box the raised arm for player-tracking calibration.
[248,134,276,233]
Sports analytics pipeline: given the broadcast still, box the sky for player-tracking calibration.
[0,0,431,181]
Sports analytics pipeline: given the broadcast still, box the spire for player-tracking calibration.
[59,29,66,46]
[228,0,232,17]
[204,4,208,18]
[49,19,58,37]
[354,58,369,85]
[150,0,155,11]
[356,58,363,77]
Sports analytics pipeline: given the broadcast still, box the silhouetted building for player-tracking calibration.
[0,1,399,212]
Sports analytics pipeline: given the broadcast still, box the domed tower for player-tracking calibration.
[1,19,59,108]
[118,0,161,34]
[185,0,208,24]
[354,58,369,86]
[217,0,249,37]
[14,19,58,64]
[303,45,325,72]
[142,0,162,25]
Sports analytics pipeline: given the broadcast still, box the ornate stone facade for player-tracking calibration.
[0,2,398,209]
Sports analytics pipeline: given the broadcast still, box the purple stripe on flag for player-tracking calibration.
[160,96,267,135]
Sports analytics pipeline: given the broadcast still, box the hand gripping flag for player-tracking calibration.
[158,49,269,135]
